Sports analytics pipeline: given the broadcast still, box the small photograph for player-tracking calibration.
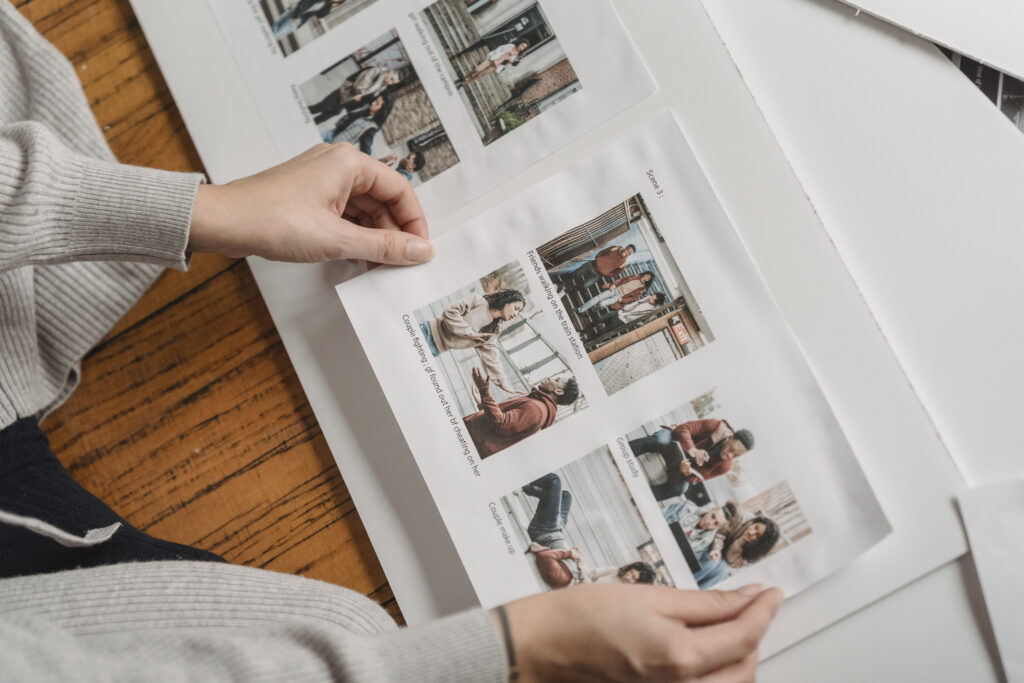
[941,47,1024,134]
[413,261,586,459]
[261,0,381,57]
[298,30,459,186]
[537,193,713,394]
[626,389,811,589]
[420,0,582,145]
[499,447,675,591]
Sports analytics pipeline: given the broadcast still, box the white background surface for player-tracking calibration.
[129,0,1021,678]
[838,0,1024,80]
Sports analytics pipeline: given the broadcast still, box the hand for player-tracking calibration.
[188,143,433,266]
[471,332,495,344]
[690,448,710,466]
[471,367,492,393]
[680,459,693,476]
[569,547,583,561]
[501,584,783,682]
[602,283,613,290]
[379,153,398,165]
[709,550,722,562]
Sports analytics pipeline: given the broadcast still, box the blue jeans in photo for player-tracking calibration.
[524,473,573,549]
[418,322,441,357]
[578,289,618,313]
[271,8,300,40]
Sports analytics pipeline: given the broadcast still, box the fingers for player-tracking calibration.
[659,586,765,625]
[682,588,783,677]
[345,149,429,239]
[336,217,435,265]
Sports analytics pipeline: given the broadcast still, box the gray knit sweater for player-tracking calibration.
[0,4,506,680]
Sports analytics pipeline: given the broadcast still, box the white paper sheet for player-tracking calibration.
[959,479,1024,683]
[338,111,890,604]
[204,0,654,217]
[837,0,1024,81]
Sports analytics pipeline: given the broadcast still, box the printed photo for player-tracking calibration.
[260,0,381,57]
[413,261,586,459]
[941,47,1024,134]
[537,193,713,394]
[626,389,811,589]
[420,0,581,145]
[298,30,459,186]
[499,447,674,592]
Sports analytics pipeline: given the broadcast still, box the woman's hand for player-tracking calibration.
[188,143,433,266]
[502,584,783,682]
[690,448,710,466]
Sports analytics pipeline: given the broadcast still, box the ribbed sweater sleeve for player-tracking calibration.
[0,561,509,682]
[0,121,203,272]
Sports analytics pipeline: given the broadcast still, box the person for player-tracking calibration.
[695,517,780,590]
[454,40,529,88]
[321,91,394,152]
[522,474,656,589]
[379,150,425,181]
[630,419,755,501]
[464,368,578,458]
[661,499,739,557]
[577,271,654,313]
[271,0,346,41]
[567,244,636,290]
[418,289,526,394]
[307,65,401,124]
[0,4,783,679]
[594,292,667,329]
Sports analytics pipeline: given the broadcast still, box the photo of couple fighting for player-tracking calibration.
[413,261,584,460]
[499,447,674,593]
[537,193,714,394]
[627,390,812,589]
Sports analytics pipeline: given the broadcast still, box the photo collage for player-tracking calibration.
[408,191,810,593]
[250,0,584,187]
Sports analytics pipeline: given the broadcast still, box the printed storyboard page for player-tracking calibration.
[337,111,891,606]
[205,0,652,218]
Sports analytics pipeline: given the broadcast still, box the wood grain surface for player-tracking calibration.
[15,0,401,622]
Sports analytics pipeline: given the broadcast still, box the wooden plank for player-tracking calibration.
[17,0,400,620]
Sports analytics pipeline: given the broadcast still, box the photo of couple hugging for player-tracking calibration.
[298,30,459,187]
[499,448,674,593]
[628,390,812,589]
[537,193,714,394]
[413,261,585,461]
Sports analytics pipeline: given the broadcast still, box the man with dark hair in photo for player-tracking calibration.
[569,243,637,290]
[465,368,578,459]
[521,474,657,589]
[379,150,425,181]
[630,419,755,501]
[271,0,346,42]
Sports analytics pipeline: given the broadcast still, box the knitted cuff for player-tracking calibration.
[66,156,203,271]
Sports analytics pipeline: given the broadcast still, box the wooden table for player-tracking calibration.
[16,0,400,623]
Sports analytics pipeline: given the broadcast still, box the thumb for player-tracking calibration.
[659,584,767,626]
[339,219,435,265]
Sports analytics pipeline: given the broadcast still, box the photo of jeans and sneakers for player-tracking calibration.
[420,0,581,145]
[297,30,458,186]
[260,0,380,57]
[413,261,585,460]
[627,389,812,589]
[537,193,714,394]
[499,447,674,592]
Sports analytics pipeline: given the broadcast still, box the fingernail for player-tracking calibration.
[406,238,435,263]
[737,583,765,597]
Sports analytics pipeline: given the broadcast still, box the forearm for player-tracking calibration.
[0,121,202,272]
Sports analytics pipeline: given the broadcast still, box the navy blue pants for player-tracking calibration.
[0,418,223,578]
